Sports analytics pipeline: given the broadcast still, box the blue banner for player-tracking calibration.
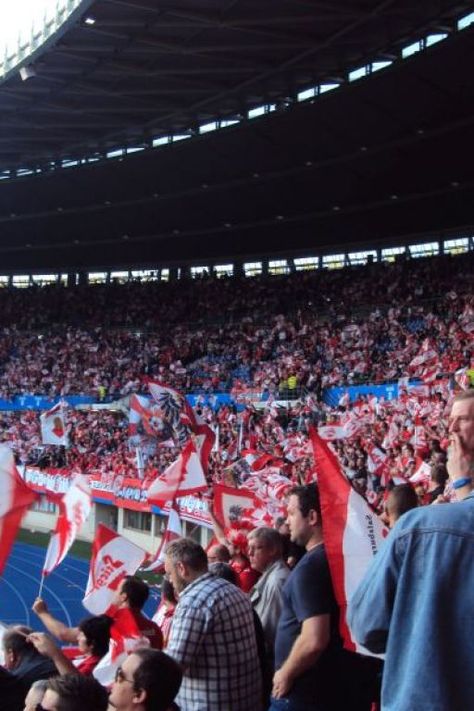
[0,395,95,411]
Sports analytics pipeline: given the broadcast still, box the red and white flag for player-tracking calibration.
[309,428,388,656]
[454,367,470,391]
[0,445,39,576]
[40,402,69,446]
[213,484,261,529]
[410,460,431,485]
[83,525,146,615]
[93,609,155,687]
[366,444,388,476]
[142,506,182,573]
[147,440,208,508]
[318,419,360,441]
[43,474,91,576]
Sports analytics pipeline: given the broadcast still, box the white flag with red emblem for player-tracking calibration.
[309,428,387,657]
[83,525,147,615]
[43,474,91,576]
[0,445,39,576]
[142,506,182,573]
[147,440,207,508]
[40,402,69,446]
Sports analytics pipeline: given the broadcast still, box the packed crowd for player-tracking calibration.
[2,387,473,710]
[0,252,471,400]
[0,379,457,515]
[0,250,473,710]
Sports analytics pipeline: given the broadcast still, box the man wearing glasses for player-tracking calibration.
[107,648,182,711]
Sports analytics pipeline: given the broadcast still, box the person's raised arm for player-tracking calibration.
[32,598,79,644]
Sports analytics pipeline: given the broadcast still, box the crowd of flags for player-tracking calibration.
[0,368,470,664]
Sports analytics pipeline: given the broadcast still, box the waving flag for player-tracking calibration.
[40,402,69,446]
[148,381,189,446]
[142,506,182,573]
[0,445,39,575]
[309,428,387,656]
[213,484,261,528]
[147,440,207,508]
[43,474,91,576]
[128,394,174,443]
[83,525,146,615]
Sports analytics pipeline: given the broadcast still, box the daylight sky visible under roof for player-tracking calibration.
[0,0,69,58]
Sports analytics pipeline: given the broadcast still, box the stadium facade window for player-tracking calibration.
[443,238,469,254]
[12,275,30,287]
[409,242,440,258]
[153,136,170,147]
[221,119,240,128]
[191,266,209,278]
[0,276,9,286]
[244,261,262,277]
[381,246,406,262]
[61,159,79,168]
[349,66,367,81]
[126,146,145,154]
[294,257,319,271]
[425,33,448,47]
[268,259,289,275]
[322,254,345,269]
[161,269,170,281]
[214,264,234,277]
[425,32,448,47]
[172,134,191,142]
[248,105,266,118]
[88,272,107,284]
[458,11,474,29]
[31,274,58,285]
[106,149,124,159]
[348,250,377,265]
[199,121,218,134]
[402,41,422,58]
[123,510,152,532]
[131,270,159,281]
[371,61,393,72]
[32,495,57,514]
[319,83,340,94]
[297,87,316,101]
[59,274,68,285]
[110,271,129,283]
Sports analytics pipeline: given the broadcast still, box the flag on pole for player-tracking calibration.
[0,445,39,576]
[40,402,69,446]
[83,525,146,615]
[309,428,387,656]
[42,474,91,576]
[142,506,182,573]
[147,440,208,508]
[135,447,145,480]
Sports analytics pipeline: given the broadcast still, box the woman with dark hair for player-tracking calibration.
[152,579,177,648]
[28,615,112,677]
[74,615,113,675]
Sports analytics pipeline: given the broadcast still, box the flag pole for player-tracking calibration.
[38,570,46,598]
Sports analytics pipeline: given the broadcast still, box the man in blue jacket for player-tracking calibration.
[348,389,474,711]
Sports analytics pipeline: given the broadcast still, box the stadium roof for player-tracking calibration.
[0,0,473,271]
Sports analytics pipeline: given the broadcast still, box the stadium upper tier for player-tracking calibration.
[0,4,473,271]
[0,252,471,400]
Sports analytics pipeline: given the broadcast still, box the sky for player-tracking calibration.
[0,0,69,58]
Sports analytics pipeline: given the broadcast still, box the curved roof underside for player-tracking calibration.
[0,0,472,271]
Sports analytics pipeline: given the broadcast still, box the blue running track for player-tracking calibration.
[0,543,159,629]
